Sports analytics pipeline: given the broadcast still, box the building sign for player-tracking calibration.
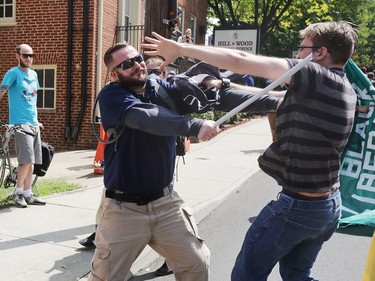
[292,50,299,58]
[213,28,259,54]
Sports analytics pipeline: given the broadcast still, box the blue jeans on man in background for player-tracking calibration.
[231,190,341,281]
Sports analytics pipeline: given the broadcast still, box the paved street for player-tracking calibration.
[130,171,373,281]
[1,119,373,281]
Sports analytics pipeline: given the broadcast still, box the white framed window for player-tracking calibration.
[117,0,131,42]
[0,0,16,26]
[189,15,197,43]
[33,65,57,110]
[123,0,130,27]
[177,5,185,38]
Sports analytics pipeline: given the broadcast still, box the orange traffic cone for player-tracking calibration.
[93,123,107,175]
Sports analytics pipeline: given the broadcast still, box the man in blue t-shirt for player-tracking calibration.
[0,44,45,208]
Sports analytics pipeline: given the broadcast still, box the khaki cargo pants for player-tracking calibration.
[88,188,210,281]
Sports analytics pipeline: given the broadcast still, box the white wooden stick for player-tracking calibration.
[214,53,313,126]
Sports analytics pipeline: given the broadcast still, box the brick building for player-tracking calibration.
[0,0,208,151]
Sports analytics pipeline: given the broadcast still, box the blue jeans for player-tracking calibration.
[231,190,341,281]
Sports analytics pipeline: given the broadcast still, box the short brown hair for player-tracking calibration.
[145,56,165,67]
[300,21,358,64]
[103,42,128,68]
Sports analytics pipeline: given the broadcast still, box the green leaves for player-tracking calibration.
[208,0,374,68]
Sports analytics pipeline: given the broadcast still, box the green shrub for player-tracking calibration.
[189,111,245,125]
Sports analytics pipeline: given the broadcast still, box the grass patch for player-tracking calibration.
[0,178,83,209]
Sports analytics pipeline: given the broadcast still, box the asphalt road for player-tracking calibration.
[129,171,373,281]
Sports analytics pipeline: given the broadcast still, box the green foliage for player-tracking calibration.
[189,111,250,126]
[353,0,375,69]
[208,0,254,27]
[0,179,82,209]
[33,178,82,196]
[208,0,375,68]
[189,111,215,121]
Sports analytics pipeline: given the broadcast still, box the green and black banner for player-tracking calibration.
[339,59,375,227]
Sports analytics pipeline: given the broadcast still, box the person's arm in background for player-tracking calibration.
[125,103,220,142]
[202,78,286,99]
[1,69,14,101]
[232,83,286,99]
[142,32,291,84]
[0,85,8,101]
[0,85,8,124]
[200,78,283,142]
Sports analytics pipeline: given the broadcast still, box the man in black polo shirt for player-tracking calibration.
[87,43,219,281]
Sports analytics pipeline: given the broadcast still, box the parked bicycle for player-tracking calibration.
[0,123,38,189]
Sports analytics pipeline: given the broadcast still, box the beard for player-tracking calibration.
[19,60,30,68]
[117,68,147,89]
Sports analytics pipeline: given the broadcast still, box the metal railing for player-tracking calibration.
[114,24,196,72]
[115,25,144,51]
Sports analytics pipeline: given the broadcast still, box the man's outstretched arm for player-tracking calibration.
[125,103,220,142]
[141,32,291,84]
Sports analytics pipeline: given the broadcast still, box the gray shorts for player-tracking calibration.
[14,124,42,165]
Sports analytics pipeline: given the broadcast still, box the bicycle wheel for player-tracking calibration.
[0,152,7,187]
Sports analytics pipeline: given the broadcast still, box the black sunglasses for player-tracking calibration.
[112,54,144,71]
[21,54,35,59]
[147,69,164,76]
[298,46,331,54]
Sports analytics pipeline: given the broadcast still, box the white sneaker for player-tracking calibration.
[25,194,46,205]
[11,192,27,208]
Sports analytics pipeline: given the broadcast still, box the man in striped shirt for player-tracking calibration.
[142,20,358,281]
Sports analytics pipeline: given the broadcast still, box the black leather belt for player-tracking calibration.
[105,189,167,205]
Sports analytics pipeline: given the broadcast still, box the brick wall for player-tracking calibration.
[0,0,118,151]
[0,0,207,152]
[178,0,208,45]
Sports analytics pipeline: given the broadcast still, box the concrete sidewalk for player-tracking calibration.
[0,118,273,281]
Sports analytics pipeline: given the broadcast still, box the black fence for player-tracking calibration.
[114,24,196,72]
[115,25,144,52]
